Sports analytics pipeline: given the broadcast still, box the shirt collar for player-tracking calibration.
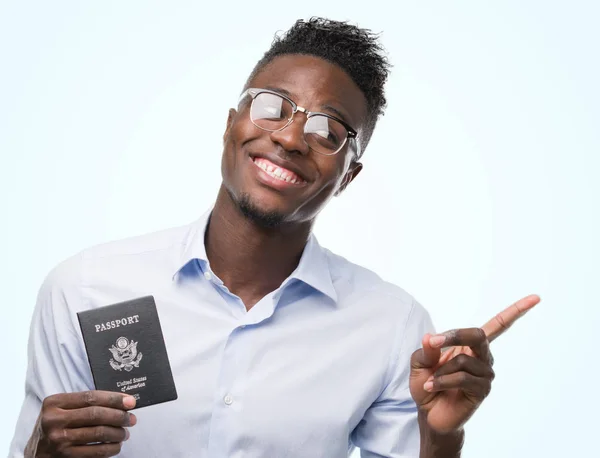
[289,234,338,303]
[173,209,337,303]
[173,208,212,277]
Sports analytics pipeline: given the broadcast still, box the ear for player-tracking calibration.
[335,161,363,196]
[223,108,237,143]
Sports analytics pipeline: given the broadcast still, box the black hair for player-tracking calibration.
[248,17,391,156]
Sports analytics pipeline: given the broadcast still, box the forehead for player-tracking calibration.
[248,54,367,128]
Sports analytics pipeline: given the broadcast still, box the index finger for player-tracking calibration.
[482,294,540,342]
[45,390,136,411]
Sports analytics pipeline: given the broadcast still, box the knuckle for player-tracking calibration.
[495,313,510,331]
[40,415,52,434]
[484,379,493,396]
[41,410,61,433]
[489,367,496,381]
[457,372,469,384]
[474,327,487,341]
[93,425,106,441]
[410,348,423,366]
[41,395,55,410]
[47,428,66,444]
[446,329,458,343]
[88,406,101,423]
[455,354,471,366]
[83,390,97,406]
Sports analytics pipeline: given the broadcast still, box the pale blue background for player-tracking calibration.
[1,1,597,456]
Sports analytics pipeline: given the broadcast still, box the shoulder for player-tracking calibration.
[78,223,192,263]
[39,222,193,310]
[323,247,432,327]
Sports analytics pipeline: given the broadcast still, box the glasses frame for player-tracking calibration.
[239,88,361,157]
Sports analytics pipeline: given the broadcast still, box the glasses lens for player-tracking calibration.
[305,115,347,155]
[250,92,294,131]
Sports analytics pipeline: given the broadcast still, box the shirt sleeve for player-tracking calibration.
[351,299,435,458]
[8,257,94,457]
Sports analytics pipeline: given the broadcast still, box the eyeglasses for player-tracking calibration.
[239,88,361,157]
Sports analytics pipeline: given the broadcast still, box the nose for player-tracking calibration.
[269,116,311,156]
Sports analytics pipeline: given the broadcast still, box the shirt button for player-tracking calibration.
[224,394,233,405]
[204,271,212,281]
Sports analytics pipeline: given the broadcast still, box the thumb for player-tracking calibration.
[411,334,441,371]
[410,334,442,405]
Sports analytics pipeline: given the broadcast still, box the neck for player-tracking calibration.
[205,185,313,310]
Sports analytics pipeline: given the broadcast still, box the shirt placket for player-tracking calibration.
[203,263,281,456]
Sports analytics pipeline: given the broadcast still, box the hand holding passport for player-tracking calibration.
[25,390,137,457]
[24,297,177,457]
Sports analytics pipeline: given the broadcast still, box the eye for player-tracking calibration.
[254,104,284,120]
[264,105,284,118]
[315,129,339,143]
[252,92,292,122]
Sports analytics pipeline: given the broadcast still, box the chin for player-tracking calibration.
[234,192,289,229]
[222,164,311,228]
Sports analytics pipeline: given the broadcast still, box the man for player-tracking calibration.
[10,17,539,457]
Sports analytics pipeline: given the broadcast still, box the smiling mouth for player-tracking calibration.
[252,157,308,185]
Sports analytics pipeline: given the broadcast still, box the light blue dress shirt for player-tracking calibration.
[10,210,434,458]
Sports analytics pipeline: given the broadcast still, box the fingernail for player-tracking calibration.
[424,381,434,392]
[426,375,434,383]
[123,396,136,409]
[124,429,130,441]
[128,413,137,426]
[429,335,446,347]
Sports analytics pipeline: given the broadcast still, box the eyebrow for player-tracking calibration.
[262,85,353,127]
[320,104,350,126]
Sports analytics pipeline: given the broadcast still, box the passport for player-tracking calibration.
[77,295,178,409]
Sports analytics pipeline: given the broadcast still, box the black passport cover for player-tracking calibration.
[77,295,177,409]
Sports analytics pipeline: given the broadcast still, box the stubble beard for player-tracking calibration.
[232,191,287,229]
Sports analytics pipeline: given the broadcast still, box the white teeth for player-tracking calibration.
[254,157,304,184]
